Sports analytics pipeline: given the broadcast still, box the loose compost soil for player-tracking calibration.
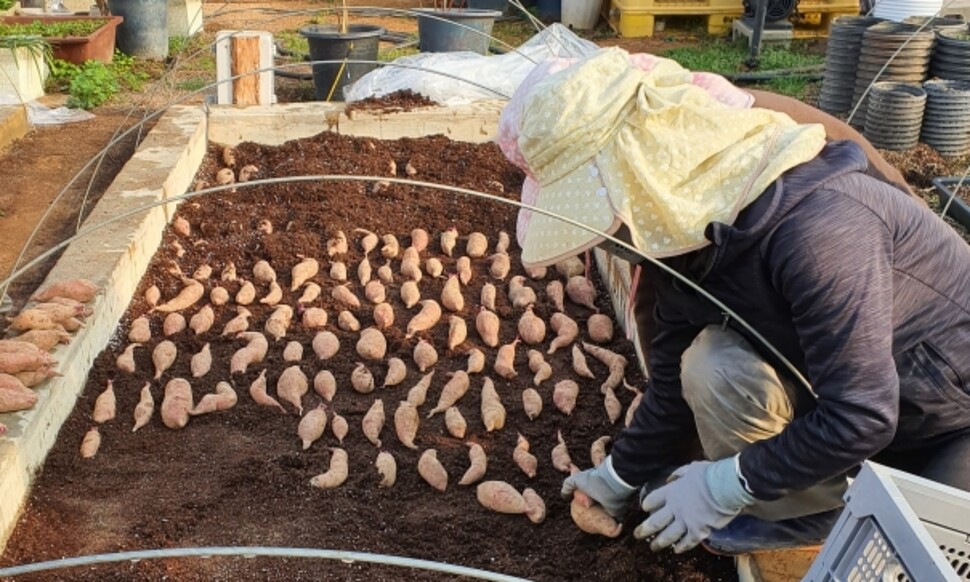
[0,133,736,582]
[344,90,439,116]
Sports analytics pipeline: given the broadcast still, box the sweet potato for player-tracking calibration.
[393,400,420,449]
[590,436,612,468]
[302,307,328,329]
[518,307,546,345]
[190,343,212,378]
[587,314,614,343]
[383,357,407,387]
[32,279,97,303]
[526,265,547,280]
[14,367,59,387]
[355,228,379,255]
[0,373,37,412]
[476,481,527,514]
[534,362,552,387]
[553,380,579,415]
[312,331,340,360]
[566,276,598,311]
[570,495,623,538]
[193,264,213,281]
[546,281,565,312]
[5,309,58,332]
[375,450,397,488]
[187,305,214,336]
[583,342,629,394]
[413,339,438,373]
[466,348,485,374]
[428,370,469,417]
[458,442,487,485]
[400,257,423,282]
[572,344,595,379]
[400,281,420,309]
[377,262,394,285]
[155,279,205,313]
[440,227,458,257]
[332,412,349,444]
[290,258,319,291]
[79,427,101,459]
[299,403,328,450]
[603,388,621,424]
[235,281,256,306]
[221,262,238,282]
[314,370,336,401]
[330,261,348,282]
[513,433,538,477]
[230,345,262,375]
[480,283,497,311]
[15,328,71,351]
[222,307,252,336]
[174,216,192,237]
[475,307,500,348]
[456,256,472,286]
[446,315,467,351]
[358,257,372,286]
[128,316,151,344]
[409,228,428,252]
[425,258,444,278]
[496,231,510,254]
[402,246,419,262]
[548,313,579,355]
[445,406,467,438]
[488,253,511,280]
[162,313,186,337]
[418,449,448,492]
[297,283,322,305]
[310,448,349,489]
[381,234,400,259]
[373,303,394,330]
[406,371,434,407]
[332,284,361,309]
[522,388,542,420]
[625,381,643,427]
[480,377,506,432]
[363,398,385,446]
[405,300,441,339]
[522,488,546,524]
[190,381,237,415]
[131,383,154,432]
[278,366,309,414]
[509,276,537,310]
[259,281,283,306]
[91,380,116,423]
[152,340,177,380]
[462,233,486,258]
[338,310,360,332]
[30,302,88,323]
[364,281,386,305]
[253,260,276,284]
[356,327,387,361]
[250,369,286,414]
[279,341,302,363]
[117,343,139,374]
[528,348,545,374]
[494,338,519,380]
[351,362,375,394]
[210,286,230,306]
[552,430,573,473]
[145,285,161,307]
[161,378,194,429]
[265,305,294,341]
[441,275,464,313]
[0,342,55,372]
[556,257,585,278]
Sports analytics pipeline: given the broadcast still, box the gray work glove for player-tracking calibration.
[561,455,638,518]
[635,455,756,553]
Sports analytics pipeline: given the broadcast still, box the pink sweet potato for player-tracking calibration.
[413,339,438,373]
[456,256,472,286]
[418,449,448,492]
[92,380,116,423]
[476,481,527,514]
[523,488,546,524]
[235,281,256,305]
[405,300,441,339]
[259,281,283,306]
[466,232,488,258]
[447,315,467,351]
[553,380,579,415]
[488,253,510,280]
[358,257,372,286]
[32,279,97,303]
[155,279,204,313]
[265,305,294,341]
[440,227,458,257]
[221,307,252,336]
[314,370,336,401]
[355,228,379,255]
[312,331,340,360]
[310,448,348,489]
[356,327,387,361]
[513,433,538,478]
[250,369,287,414]
[117,343,139,374]
[400,280,421,309]
[466,348,485,374]
[144,285,161,307]
[351,362,375,394]
[475,307,500,348]
[441,275,464,312]
[152,340,177,380]
[591,436,611,468]
[480,377,506,432]
[298,403,328,450]
[425,258,444,278]
[190,381,237,416]
[337,310,360,332]
[522,388,542,420]
[572,344,595,379]
[494,338,519,380]
[283,341,304,362]
[547,313,579,355]
[406,371,434,407]
[332,284,361,308]
[375,450,397,488]
[566,276,598,311]
[428,370,469,417]
[411,228,429,252]
[290,258,319,291]
[297,283,322,305]
[383,357,407,388]
[253,260,276,284]
[364,280,386,304]
[481,283,497,311]
[445,406,467,438]
[552,430,572,473]
[161,378,194,429]
[373,303,394,330]
[546,280,565,312]
[129,316,152,343]
[301,307,328,329]
[15,328,71,351]
[332,412,349,444]
[79,427,101,459]
[362,398,385,446]
[163,312,186,337]
[394,400,419,449]
[587,314,614,343]
[131,383,154,432]
[518,306,546,345]
[277,365,308,414]
[0,373,38,412]
[583,342,629,394]
[509,276,537,309]
[459,442,487,485]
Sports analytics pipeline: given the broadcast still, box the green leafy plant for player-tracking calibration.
[0,19,107,38]
[0,0,15,11]
[67,60,117,109]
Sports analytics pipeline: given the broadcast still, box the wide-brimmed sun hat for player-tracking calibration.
[503,47,826,268]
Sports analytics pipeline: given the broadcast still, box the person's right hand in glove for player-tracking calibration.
[561,455,638,518]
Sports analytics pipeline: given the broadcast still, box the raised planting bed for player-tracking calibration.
[0,15,122,64]
[933,176,970,233]
[0,131,736,581]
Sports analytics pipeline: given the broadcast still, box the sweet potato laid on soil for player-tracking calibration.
[190,382,237,416]
[155,278,204,313]
[129,316,151,343]
[144,285,161,307]
[249,370,286,414]
[131,383,154,432]
[441,275,464,312]
[277,365,308,414]
[418,449,448,492]
[362,399,385,446]
[406,300,441,339]
[459,442,487,485]
[235,281,256,306]
[152,340,177,380]
[351,363,375,394]
[15,328,71,351]
[481,283,497,311]
[0,373,38,413]
[583,342,629,394]
[413,339,438,372]
[253,260,276,284]
[310,448,348,489]
[290,258,319,291]
[445,406,467,438]
[556,257,584,279]
[406,371,434,407]
[466,232,488,258]
[488,253,511,281]
[302,307,328,329]
[440,227,458,257]
[221,307,252,336]
[383,358,407,387]
[298,403,328,450]
[546,280,565,312]
[356,328,387,361]
[332,412,349,444]
[481,377,506,432]
[79,427,101,459]
[554,379,579,416]
[259,282,283,306]
[518,306,546,345]
[466,348,485,374]
[522,388,542,420]
[92,380,116,424]
[411,228,429,252]
[400,281,420,309]
[476,307,500,348]
[265,305,294,340]
[375,450,397,488]
[297,283,322,305]
[161,378,194,429]
[210,286,230,306]
[508,276,537,309]
[513,433,538,478]
[456,256,472,286]
[591,436,611,467]
[373,303,394,329]
[314,370,336,401]
[552,430,572,473]
[338,310,361,331]
[476,481,527,514]
[447,316,467,351]
[566,276,598,311]
[522,488,546,524]
[494,338,519,380]
[358,257,372,286]
[364,280,386,304]
[604,388,622,424]
[116,344,139,374]
[572,344,595,379]
[496,231,510,254]
[587,314,614,343]
[162,313,186,337]
[355,228,379,255]
[312,331,340,360]
[428,370,469,417]
[425,258,443,278]
[32,278,97,303]
[394,400,419,449]
[548,313,579,355]
[283,341,303,362]
[330,261,348,282]
[332,284,361,308]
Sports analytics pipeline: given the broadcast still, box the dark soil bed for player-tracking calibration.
[0,133,736,582]
[345,90,439,116]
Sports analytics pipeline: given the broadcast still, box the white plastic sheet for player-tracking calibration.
[344,23,599,105]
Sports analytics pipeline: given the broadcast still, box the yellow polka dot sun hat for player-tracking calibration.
[514,47,827,268]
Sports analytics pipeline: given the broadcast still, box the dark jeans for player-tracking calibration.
[872,429,970,493]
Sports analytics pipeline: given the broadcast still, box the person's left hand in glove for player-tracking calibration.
[634,455,757,553]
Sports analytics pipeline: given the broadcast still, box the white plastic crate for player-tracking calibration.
[805,462,970,582]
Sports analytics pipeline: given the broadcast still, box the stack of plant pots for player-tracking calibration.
[863,82,927,151]
[930,27,970,81]
[921,79,970,156]
[849,22,935,126]
[819,16,886,115]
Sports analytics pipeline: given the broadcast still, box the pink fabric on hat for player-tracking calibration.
[497,52,754,247]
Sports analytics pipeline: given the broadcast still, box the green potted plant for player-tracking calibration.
[299,0,384,101]
[414,0,503,54]
[0,15,122,64]
[0,34,48,103]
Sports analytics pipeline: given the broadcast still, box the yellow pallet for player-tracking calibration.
[605,0,857,37]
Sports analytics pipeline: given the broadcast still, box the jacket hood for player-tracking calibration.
[703,140,870,271]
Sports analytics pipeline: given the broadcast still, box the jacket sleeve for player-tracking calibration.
[739,190,899,501]
[610,289,704,486]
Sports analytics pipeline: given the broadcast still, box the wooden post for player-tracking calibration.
[230,34,261,106]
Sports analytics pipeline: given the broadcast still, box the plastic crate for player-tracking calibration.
[790,0,859,38]
[605,0,744,37]
[805,462,970,582]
